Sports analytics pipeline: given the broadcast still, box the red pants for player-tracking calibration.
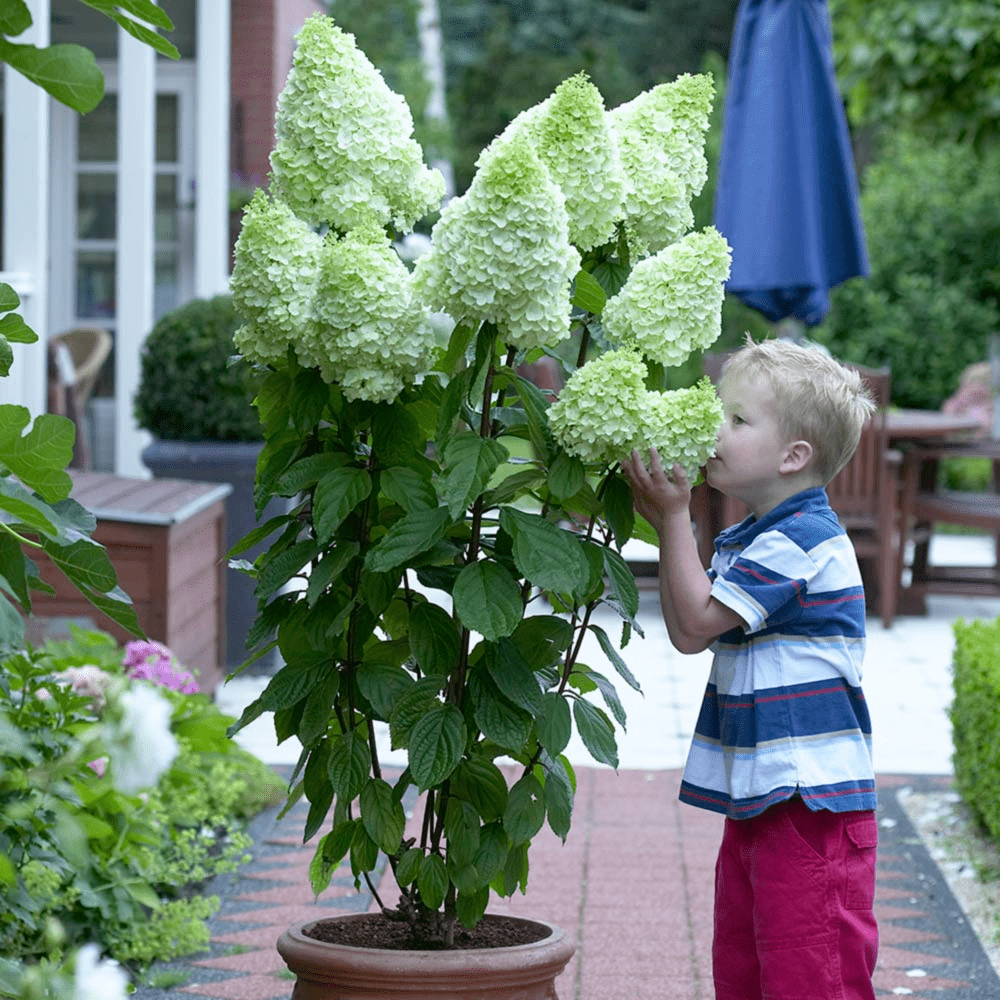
[713,796,878,1000]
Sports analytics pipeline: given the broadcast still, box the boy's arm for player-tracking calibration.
[622,450,745,654]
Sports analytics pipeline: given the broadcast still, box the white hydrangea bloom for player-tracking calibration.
[231,190,321,364]
[608,73,714,256]
[548,349,648,465]
[103,683,178,795]
[635,378,724,481]
[413,131,580,352]
[305,224,436,403]
[74,944,129,1000]
[516,73,626,252]
[269,14,444,232]
[603,227,732,367]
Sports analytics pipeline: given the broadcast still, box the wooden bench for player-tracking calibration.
[29,472,232,694]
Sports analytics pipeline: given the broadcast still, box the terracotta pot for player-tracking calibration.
[277,914,575,1000]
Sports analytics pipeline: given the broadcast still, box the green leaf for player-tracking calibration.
[514,375,553,463]
[444,798,481,867]
[81,0,179,58]
[310,823,355,895]
[298,670,339,748]
[417,853,448,911]
[542,762,573,841]
[0,408,74,502]
[0,39,104,112]
[485,638,543,716]
[357,662,415,720]
[590,623,641,692]
[499,508,590,595]
[571,268,608,314]
[41,535,116,593]
[0,338,12,378]
[381,466,437,512]
[592,259,630,297]
[259,661,328,713]
[360,778,406,855]
[365,506,451,573]
[71,581,144,638]
[0,283,19,313]
[0,311,35,344]
[536,692,572,758]
[503,774,545,846]
[350,824,380,876]
[306,542,359,606]
[436,318,476,376]
[408,602,460,676]
[254,537,320,600]
[276,452,349,495]
[0,478,57,537]
[452,759,509,822]
[573,699,619,768]
[472,821,509,884]
[456,886,490,928]
[452,561,522,641]
[0,531,30,609]
[0,593,25,650]
[602,473,635,550]
[396,847,423,886]
[547,451,586,501]
[327,731,372,802]
[388,677,443,750]
[512,615,572,670]
[440,433,509,518]
[602,547,640,620]
[0,2,32,36]
[584,668,627,727]
[469,671,532,752]
[409,703,466,791]
[314,467,372,544]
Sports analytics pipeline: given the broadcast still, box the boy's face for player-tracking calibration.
[706,374,798,508]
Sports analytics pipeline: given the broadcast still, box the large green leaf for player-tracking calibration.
[485,638,543,716]
[0,311,36,344]
[503,774,545,846]
[327,731,371,802]
[443,798,481,867]
[380,466,437,512]
[365,506,451,573]
[259,661,329,713]
[306,542,359,606]
[0,2,31,36]
[602,547,640,621]
[536,692,572,758]
[409,703,466,791]
[41,535,115,593]
[298,670,339,748]
[590,623,641,692]
[81,0,179,59]
[0,478,57,538]
[417,853,448,911]
[0,408,73,502]
[468,670,532,752]
[0,531,30,610]
[571,268,608,314]
[360,778,406,855]
[73,582,144,638]
[472,821,509,884]
[440,433,509,518]
[310,823,355,896]
[499,508,590,595]
[357,662,415,720]
[452,561,522,640]
[541,759,573,841]
[408,602,460,676]
[314,467,372,544]
[602,472,635,550]
[0,39,103,113]
[573,699,618,768]
[452,758,509,822]
[514,375,553,464]
[0,592,25,650]
[388,677,445,750]
[547,451,586,501]
[254,537,320,600]
[276,452,349,495]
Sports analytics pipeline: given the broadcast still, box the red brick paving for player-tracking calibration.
[150,769,999,1000]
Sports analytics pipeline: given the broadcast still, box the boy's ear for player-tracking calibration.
[780,439,813,474]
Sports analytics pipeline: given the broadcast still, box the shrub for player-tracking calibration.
[134,295,263,441]
[813,135,1000,409]
[950,616,1000,840]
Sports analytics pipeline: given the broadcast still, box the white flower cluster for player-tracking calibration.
[269,14,444,232]
[101,682,178,795]
[305,224,437,402]
[548,349,649,464]
[608,74,715,256]
[550,355,723,476]
[635,378,725,482]
[413,131,581,351]
[602,228,732,367]
[511,73,626,252]
[231,190,321,365]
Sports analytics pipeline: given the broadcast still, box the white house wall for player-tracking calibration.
[0,0,50,415]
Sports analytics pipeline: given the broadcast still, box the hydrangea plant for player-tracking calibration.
[228,13,730,949]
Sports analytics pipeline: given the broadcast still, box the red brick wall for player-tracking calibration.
[230,0,323,188]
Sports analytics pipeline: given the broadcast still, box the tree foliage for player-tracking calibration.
[830,0,1000,146]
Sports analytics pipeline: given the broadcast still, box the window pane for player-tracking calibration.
[76,251,116,319]
[156,94,179,163]
[78,95,117,162]
[155,249,179,321]
[155,174,178,241]
[77,173,117,240]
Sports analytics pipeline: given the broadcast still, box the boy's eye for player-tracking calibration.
[731,414,745,426]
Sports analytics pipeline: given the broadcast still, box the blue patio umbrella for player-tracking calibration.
[713,0,869,327]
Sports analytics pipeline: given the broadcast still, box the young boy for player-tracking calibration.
[622,338,879,1000]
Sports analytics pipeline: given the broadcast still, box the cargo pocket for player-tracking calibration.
[845,815,878,910]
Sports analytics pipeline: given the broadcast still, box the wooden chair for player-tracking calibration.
[701,351,902,626]
[897,439,1000,599]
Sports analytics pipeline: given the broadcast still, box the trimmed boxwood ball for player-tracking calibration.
[135,295,262,441]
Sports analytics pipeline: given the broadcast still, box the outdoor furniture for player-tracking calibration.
[897,438,1000,601]
[29,471,231,694]
[46,327,112,470]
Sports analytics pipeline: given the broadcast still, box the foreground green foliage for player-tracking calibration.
[951,616,1000,841]
[0,629,284,975]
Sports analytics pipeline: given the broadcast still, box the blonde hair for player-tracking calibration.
[718,337,877,484]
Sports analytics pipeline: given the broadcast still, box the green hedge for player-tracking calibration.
[951,616,1000,840]
[813,135,1000,410]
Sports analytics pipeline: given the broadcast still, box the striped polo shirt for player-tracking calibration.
[679,488,877,819]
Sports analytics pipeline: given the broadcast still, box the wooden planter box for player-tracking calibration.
[29,472,232,695]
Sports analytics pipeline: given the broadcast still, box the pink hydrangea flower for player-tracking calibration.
[122,640,200,694]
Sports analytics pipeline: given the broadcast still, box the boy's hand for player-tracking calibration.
[621,448,692,530]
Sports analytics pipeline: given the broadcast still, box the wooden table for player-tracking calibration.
[29,472,232,693]
[887,409,986,443]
